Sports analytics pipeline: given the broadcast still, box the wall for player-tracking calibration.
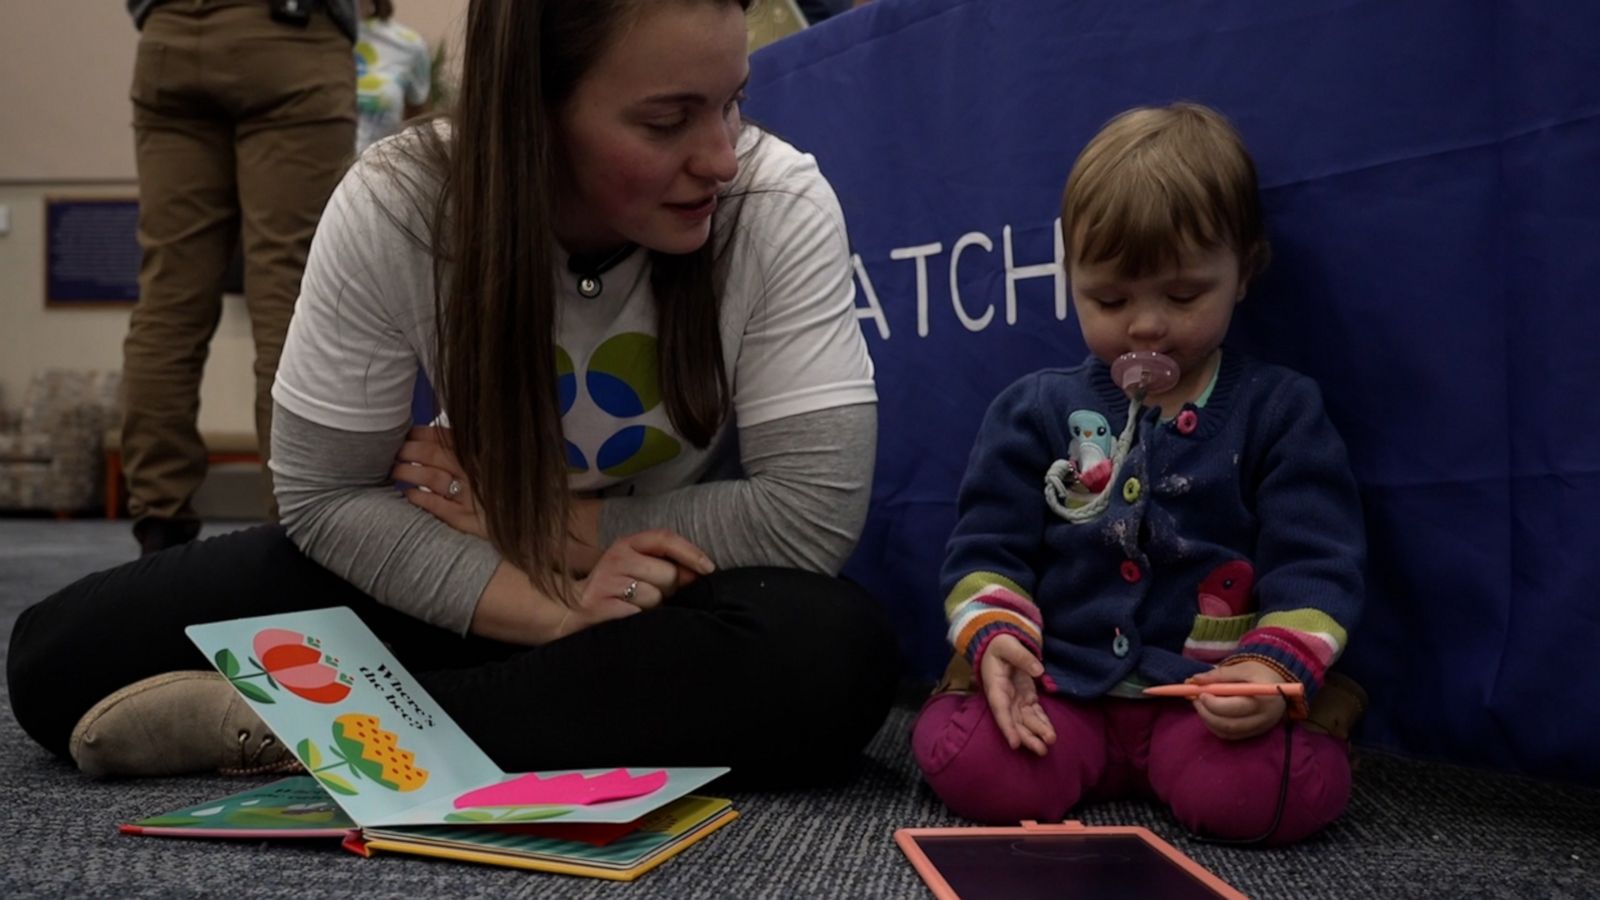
[0,0,467,430]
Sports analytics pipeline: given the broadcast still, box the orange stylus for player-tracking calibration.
[1143,682,1305,699]
[1145,681,1309,719]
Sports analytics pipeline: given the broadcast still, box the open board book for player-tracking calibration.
[119,606,736,881]
[122,777,736,881]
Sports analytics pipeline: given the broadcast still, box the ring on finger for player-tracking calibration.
[622,579,638,602]
[447,478,462,498]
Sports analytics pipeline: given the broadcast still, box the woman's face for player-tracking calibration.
[555,1,749,256]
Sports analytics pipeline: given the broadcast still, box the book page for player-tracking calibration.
[188,607,503,823]
[187,607,730,826]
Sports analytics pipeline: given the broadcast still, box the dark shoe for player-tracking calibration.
[133,517,201,556]
[69,671,299,777]
[1305,671,1368,741]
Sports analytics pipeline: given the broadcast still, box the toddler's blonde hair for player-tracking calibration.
[1062,103,1269,279]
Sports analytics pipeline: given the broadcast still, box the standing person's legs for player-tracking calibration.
[222,6,356,520]
[912,690,1108,822]
[122,6,238,551]
[1146,702,1352,845]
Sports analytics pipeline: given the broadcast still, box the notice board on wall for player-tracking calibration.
[45,196,140,306]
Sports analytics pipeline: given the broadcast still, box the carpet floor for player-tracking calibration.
[3,520,1596,898]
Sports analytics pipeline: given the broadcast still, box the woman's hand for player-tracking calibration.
[542,530,714,642]
[393,426,488,540]
[578,529,716,612]
[1187,659,1292,740]
[979,634,1057,756]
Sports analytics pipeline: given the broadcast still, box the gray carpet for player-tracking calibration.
[3,520,1597,898]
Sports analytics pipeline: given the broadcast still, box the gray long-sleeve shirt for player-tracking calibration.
[272,401,877,634]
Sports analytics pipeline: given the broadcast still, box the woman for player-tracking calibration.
[9,0,895,788]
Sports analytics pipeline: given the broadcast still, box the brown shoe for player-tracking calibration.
[69,671,300,777]
[1304,671,1369,741]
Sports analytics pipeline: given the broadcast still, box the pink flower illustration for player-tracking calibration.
[251,629,354,704]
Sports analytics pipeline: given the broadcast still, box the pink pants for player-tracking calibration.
[912,691,1351,845]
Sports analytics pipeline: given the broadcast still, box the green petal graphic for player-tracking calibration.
[214,649,240,678]
[445,811,495,823]
[589,333,662,412]
[297,738,322,770]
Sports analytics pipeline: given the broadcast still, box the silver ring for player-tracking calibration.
[623,580,638,602]
[447,479,462,498]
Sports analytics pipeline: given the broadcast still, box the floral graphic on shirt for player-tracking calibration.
[561,333,683,479]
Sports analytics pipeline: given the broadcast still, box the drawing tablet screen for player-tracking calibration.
[907,833,1229,900]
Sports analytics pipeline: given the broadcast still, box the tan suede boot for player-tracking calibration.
[69,671,301,777]
[1304,671,1369,741]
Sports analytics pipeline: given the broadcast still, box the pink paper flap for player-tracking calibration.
[453,768,668,809]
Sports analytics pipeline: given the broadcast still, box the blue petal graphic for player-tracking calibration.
[564,439,588,473]
[596,427,646,472]
[558,372,577,415]
[587,372,646,418]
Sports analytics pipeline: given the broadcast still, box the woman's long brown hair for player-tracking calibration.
[387,0,751,604]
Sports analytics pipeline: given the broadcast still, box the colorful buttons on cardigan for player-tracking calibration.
[1120,560,1142,583]
[1112,630,1131,658]
[1122,478,1142,503]
[1176,409,1198,435]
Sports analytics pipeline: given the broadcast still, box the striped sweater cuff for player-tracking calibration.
[1227,627,1336,698]
[945,573,1044,673]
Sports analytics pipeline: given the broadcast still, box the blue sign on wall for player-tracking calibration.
[45,197,140,305]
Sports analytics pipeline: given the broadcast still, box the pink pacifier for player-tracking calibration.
[1110,351,1180,397]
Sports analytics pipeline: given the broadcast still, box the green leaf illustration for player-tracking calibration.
[247,657,280,690]
[317,774,358,796]
[231,679,274,704]
[332,722,381,782]
[497,807,571,823]
[214,649,240,678]
[445,810,495,823]
[326,742,363,780]
[297,738,322,770]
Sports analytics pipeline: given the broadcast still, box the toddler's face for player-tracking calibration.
[1069,242,1247,407]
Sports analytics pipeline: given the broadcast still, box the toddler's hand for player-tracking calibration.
[1188,660,1292,740]
[979,634,1056,756]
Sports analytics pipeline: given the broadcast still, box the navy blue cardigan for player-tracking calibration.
[942,351,1365,701]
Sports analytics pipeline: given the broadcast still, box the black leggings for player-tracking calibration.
[8,526,898,788]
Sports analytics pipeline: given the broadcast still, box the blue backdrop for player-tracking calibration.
[744,0,1600,784]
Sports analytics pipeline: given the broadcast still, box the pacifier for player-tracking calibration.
[1110,351,1180,398]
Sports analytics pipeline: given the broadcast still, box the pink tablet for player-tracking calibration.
[895,820,1246,900]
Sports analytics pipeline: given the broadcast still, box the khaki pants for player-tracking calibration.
[122,0,355,524]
